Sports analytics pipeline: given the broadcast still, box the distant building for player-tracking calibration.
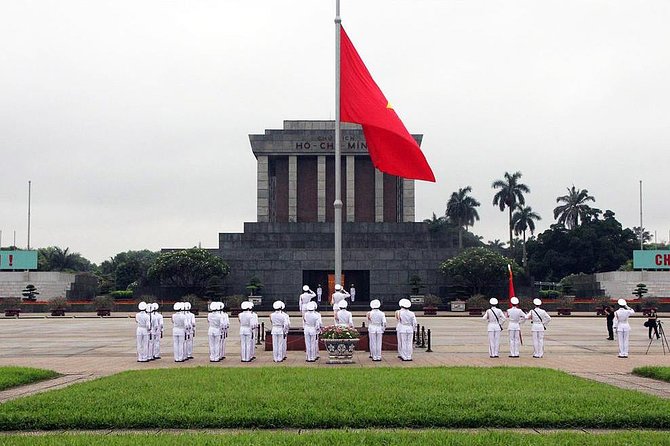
[216,120,457,308]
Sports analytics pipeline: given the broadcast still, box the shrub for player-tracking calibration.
[466,294,488,310]
[224,295,247,311]
[538,290,561,299]
[94,296,114,311]
[423,294,441,307]
[110,290,134,299]
[320,325,359,340]
[48,297,69,311]
[0,297,22,310]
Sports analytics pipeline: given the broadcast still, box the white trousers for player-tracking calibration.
[173,333,185,361]
[152,332,161,358]
[617,330,630,357]
[208,333,220,361]
[219,333,226,360]
[240,334,253,361]
[369,331,383,360]
[136,331,149,361]
[397,331,413,360]
[508,329,521,357]
[304,332,318,361]
[532,330,544,357]
[488,330,501,357]
[186,332,194,358]
[272,334,284,362]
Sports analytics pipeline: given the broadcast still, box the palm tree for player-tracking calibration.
[492,171,530,248]
[512,205,541,268]
[423,213,448,233]
[553,186,596,229]
[446,186,481,249]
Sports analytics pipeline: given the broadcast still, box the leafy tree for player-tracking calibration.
[526,211,638,282]
[553,186,596,229]
[632,227,653,245]
[99,250,160,291]
[205,276,227,301]
[440,247,522,297]
[423,213,448,233]
[147,248,230,290]
[492,171,530,249]
[37,247,93,272]
[487,239,506,250]
[512,205,541,269]
[446,186,481,250]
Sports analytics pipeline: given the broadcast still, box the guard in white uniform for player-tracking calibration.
[171,302,187,362]
[218,302,230,360]
[208,302,223,362]
[483,298,506,358]
[303,301,322,362]
[150,303,163,360]
[505,297,525,358]
[350,284,356,302]
[367,299,387,361]
[316,284,323,303]
[331,284,350,313]
[395,299,417,361]
[299,285,316,314]
[336,300,354,328]
[239,301,257,362]
[270,300,290,362]
[525,298,551,358]
[615,298,635,358]
[184,302,196,360]
[135,302,151,362]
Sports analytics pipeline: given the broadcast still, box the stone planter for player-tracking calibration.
[423,306,437,315]
[323,338,359,364]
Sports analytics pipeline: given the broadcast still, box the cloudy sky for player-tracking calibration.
[1,0,669,264]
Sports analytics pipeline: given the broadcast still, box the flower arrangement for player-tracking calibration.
[320,324,359,340]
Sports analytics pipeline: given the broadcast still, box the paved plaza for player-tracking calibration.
[0,312,669,401]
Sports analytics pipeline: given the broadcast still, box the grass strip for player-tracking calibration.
[1,366,670,430]
[0,367,59,391]
[633,366,670,383]
[2,431,670,446]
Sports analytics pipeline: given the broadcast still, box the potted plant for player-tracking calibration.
[1,297,22,317]
[320,325,360,364]
[246,276,264,306]
[591,296,611,315]
[22,284,40,301]
[224,295,247,316]
[641,296,660,316]
[423,294,441,315]
[48,297,69,316]
[556,296,574,316]
[466,294,488,316]
[94,296,113,317]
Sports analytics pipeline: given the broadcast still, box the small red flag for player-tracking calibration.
[508,264,516,304]
[340,27,435,182]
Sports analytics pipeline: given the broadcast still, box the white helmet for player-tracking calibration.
[138,301,147,311]
[334,284,342,291]
[273,300,283,310]
[618,298,627,306]
[173,302,180,311]
[510,297,519,305]
[184,302,192,311]
[370,299,381,309]
[303,285,310,292]
[338,300,348,309]
[489,298,499,306]
[533,298,542,306]
[399,298,411,309]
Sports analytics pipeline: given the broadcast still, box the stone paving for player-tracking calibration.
[0,312,669,401]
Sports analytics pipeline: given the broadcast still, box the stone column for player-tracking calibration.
[402,179,415,222]
[257,155,269,222]
[288,155,297,222]
[317,156,326,222]
[346,156,355,222]
[375,169,384,222]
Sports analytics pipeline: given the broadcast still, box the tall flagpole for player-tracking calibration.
[334,0,342,287]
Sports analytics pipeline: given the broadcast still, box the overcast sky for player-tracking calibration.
[1,0,669,264]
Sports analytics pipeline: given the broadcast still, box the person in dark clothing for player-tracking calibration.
[647,308,659,339]
[604,305,615,340]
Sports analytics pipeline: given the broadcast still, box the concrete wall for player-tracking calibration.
[595,270,670,299]
[0,271,76,300]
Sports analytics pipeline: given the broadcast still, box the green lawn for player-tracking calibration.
[1,431,670,446]
[1,367,669,430]
[0,366,59,391]
[633,366,670,383]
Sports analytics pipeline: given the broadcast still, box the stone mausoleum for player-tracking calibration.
[217,120,457,308]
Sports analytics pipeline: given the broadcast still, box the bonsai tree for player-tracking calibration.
[632,283,648,299]
[246,276,264,297]
[408,274,425,296]
[22,284,39,301]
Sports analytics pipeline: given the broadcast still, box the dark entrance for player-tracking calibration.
[302,270,370,306]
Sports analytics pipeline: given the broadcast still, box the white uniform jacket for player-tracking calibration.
[483,307,506,332]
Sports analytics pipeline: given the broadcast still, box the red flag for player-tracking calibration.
[507,264,516,304]
[340,27,435,182]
